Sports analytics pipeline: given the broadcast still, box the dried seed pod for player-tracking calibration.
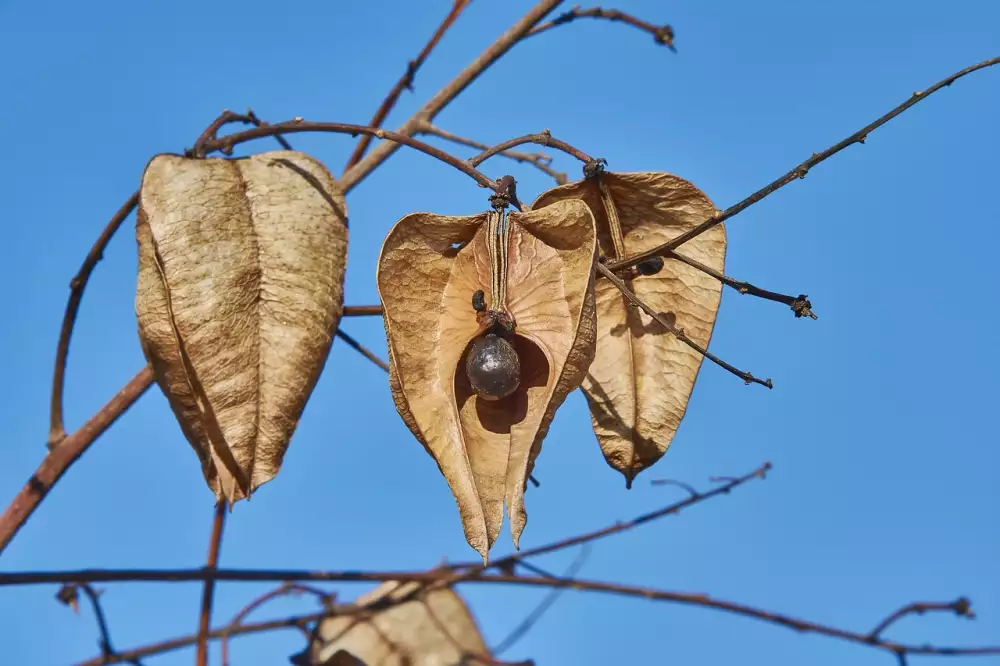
[135,150,348,503]
[377,200,597,560]
[533,172,726,486]
[306,581,490,666]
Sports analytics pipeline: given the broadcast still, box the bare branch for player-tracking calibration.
[0,366,154,555]
[597,262,773,388]
[196,502,227,666]
[345,0,474,170]
[527,6,675,51]
[336,329,390,373]
[418,121,568,184]
[338,0,564,194]
[342,305,384,317]
[53,570,999,665]
[468,130,593,168]
[868,598,974,640]
[663,250,817,319]
[607,56,1000,273]
[201,120,503,194]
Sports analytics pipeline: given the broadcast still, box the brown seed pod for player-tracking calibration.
[135,150,348,503]
[532,172,726,486]
[377,200,597,560]
[306,580,490,666]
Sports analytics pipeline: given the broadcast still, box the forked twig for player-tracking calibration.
[597,262,773,388]
[418,121,568,184]
[664,250,817,319]
[468,130,593,168]
[57,582,144,665]
[607,56,1000,273]
[345,0,474,170]
[868,598,974,640]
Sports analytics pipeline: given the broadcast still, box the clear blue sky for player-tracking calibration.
[1,1,998,664]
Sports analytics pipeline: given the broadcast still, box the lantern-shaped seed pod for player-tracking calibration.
[135,150,348,503]
[377,200,598,561]
[533,172,726,487]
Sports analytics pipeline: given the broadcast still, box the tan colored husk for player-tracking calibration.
[309,581,491,666]
[135,150,348,503]
[532,172,726,486]
[377,199,597,560]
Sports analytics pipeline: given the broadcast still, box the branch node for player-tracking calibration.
[583,157,608,179]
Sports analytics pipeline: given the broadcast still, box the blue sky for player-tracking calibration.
[1,1,998,664]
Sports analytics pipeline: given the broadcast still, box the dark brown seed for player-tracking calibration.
[636,257,665,276]
[472,289,486,312]
[465,334,520,400]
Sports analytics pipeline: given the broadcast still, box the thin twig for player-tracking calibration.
[55,571,1000,664]
[607,56,1000,273]
[196,502,227,666]
[666,250,817,319]
[336,330,389,373]
[468,130,593,168]
[338,0,563,193]
[527,6,675,51]
[201,120,501,193]
[47,193,138,450]
[57,583,144,665]
[492,545,590,656]
[342,305,384,317]
[189,108,293,158]
[465,462,770,569]
[0,366,155,555]
[597,263,773,388]
[419,121,568,184]
[345,0,474,170]
[221,583,334,666]
[868,598,974,640]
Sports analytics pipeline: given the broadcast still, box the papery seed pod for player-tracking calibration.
[135,150,348,503]
[377,200,597,560]
[533,172,726,487]
[306,581,490,666]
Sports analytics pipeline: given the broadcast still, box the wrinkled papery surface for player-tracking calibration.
[533,172,726,485]
[136,150,348,502]
[309,581,490,666]
[377,200,597,559]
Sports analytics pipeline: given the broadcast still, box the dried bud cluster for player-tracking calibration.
[132,146,724,559]
[377,201,598,560]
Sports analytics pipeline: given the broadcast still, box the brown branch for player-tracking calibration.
[342,305,384,317]
[0,366,155,555]
[55,570,1000,664]
[189,108,293,158]
[221,583,334,666]
[597,262,773,388]
[196,502,227,666]
[201,120,501,194]
[47,193,139,449]
[468,130,593,168]
[344,0,474,170]
[418,121,568,184]
[868,598,974,640]
[338,0,564,194]
[666,250,817,319]
[527,6,675,51]
[607,55,1000,273]
[336,329,390,373]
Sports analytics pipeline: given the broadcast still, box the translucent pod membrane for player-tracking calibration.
[465,333,521,400]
